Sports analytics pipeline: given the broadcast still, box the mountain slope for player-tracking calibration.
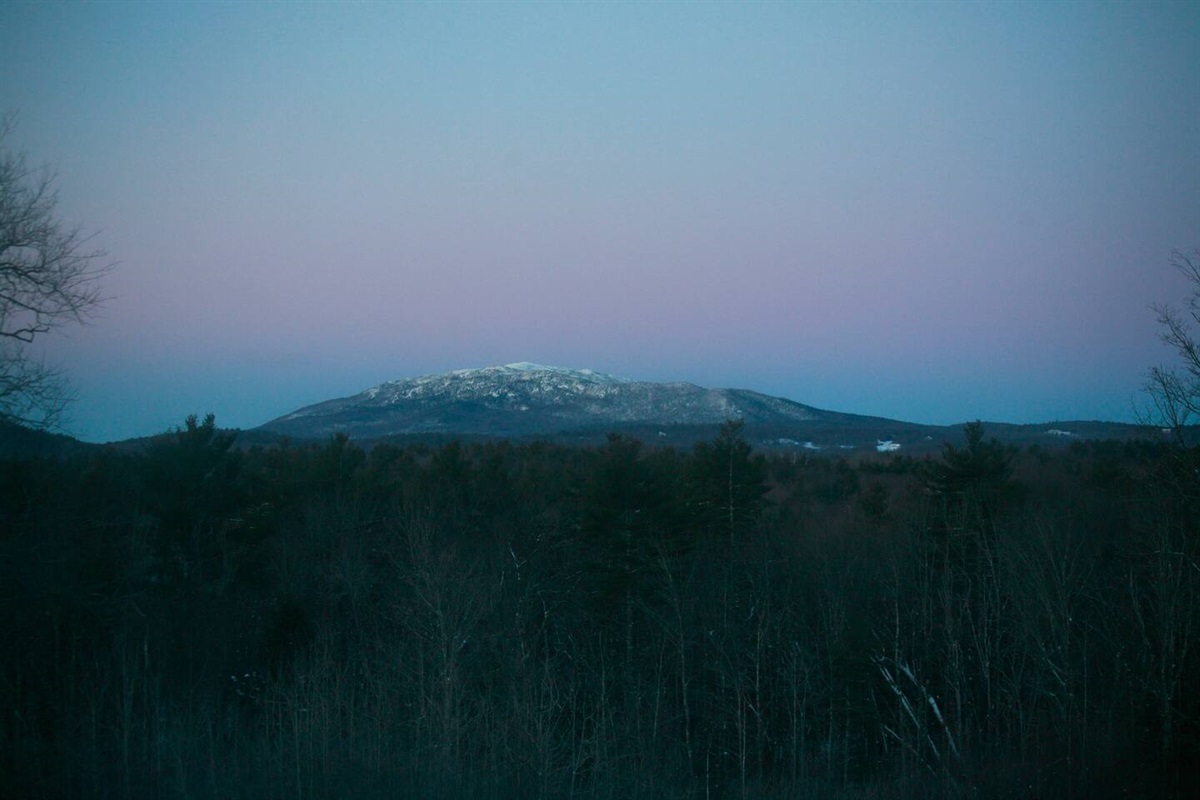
[259,362,844,439]
[254,362,1166,452]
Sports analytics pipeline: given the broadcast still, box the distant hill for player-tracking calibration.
[0,419,94,459]
[255,363,1165,454]
[0,365,1170,456]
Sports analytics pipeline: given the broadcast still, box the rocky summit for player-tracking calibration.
[258,362,827,440]
[252,363,1157,451]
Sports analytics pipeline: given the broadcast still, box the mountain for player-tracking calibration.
[254,362,1167,452]
[0,363,1170,455]
[257,362,919,443]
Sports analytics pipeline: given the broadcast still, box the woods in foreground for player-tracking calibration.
[1,419,1197,799]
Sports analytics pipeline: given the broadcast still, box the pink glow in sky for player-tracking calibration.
[2,1,1197,442]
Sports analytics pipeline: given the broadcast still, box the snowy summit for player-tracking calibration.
[262,362,823,439]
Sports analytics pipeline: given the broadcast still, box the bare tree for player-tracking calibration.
[0,115,107,429]
[1145,249,1200,443]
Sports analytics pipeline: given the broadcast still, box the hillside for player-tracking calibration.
[256,362,1162,453]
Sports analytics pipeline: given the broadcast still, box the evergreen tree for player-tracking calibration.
[688,419,767,545]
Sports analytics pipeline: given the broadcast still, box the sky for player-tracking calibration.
[1,1,1197,443]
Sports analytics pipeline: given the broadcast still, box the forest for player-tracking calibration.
[1,417,1197,799]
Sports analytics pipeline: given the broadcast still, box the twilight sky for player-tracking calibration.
[2,1,1197,443]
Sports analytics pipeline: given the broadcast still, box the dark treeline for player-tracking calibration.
[1,416,1197,799]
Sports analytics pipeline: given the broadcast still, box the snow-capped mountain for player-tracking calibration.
[259,362,831,439]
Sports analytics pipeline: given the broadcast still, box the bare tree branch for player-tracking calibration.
[0,114,109,429]
[1143,249,1200,445]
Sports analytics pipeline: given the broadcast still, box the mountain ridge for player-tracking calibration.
[249,363,1173,453]
[0,362,1173,453]
[259,362,862,439]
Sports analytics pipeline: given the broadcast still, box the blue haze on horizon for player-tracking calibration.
[1,1,1197,443]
